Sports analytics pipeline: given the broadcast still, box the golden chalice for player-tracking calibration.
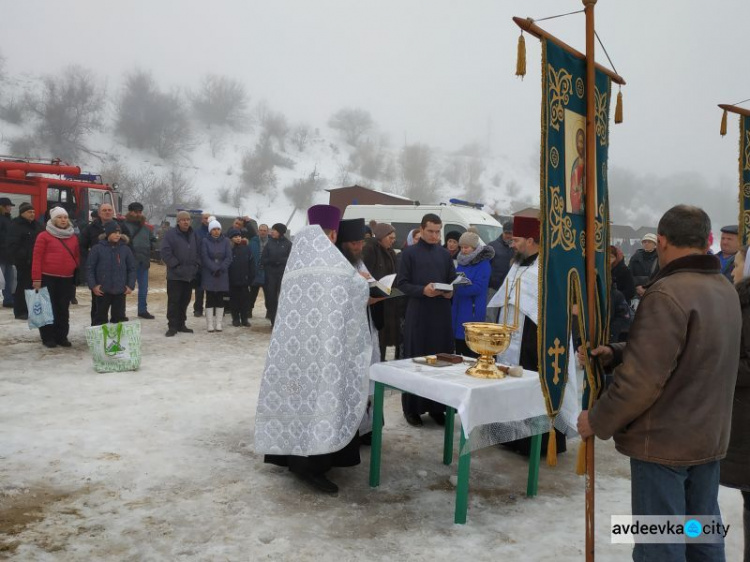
[463,322,518,379]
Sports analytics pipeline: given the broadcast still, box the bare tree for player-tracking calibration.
[349,137,387,180]
[25,65,105,160]
[8,135,43,159]
[328,107,373,146]
[261,110,290,152]
[0,98,24,125]
[291,123,311,152]
[400,143,436,202]
[284,168,326,224]
[191,74,250,131]
[115,70,193,160]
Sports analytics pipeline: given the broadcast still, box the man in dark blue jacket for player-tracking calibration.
[161,211,200,337]
[192,212,210,317]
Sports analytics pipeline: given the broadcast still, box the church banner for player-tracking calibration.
[740,115,750,245]
[538,38,611,420]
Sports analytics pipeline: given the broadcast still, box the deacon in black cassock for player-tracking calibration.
[396,213,456,426]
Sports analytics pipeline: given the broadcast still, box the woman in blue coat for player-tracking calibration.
[201,220,232,332]
[451,231,495,357]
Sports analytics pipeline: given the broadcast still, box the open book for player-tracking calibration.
[433,272,472,293]
[368,273,405,299]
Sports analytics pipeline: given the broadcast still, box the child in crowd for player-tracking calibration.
[227,228,256,327]
[200,220,232,332]
[86,221,136,326]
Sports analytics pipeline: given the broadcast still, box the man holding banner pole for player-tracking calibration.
[578,205,740,562]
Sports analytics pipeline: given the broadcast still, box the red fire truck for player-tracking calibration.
[0,157,121,224]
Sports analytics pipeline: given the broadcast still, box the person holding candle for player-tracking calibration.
[488,213,568,456]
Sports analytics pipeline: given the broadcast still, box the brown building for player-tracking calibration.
[326,185,414,214]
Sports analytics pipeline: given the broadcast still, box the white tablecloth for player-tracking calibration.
[369,359,580,449]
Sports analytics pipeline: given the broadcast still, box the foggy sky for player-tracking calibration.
[2,0,748,223]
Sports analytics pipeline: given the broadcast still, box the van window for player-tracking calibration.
[444,223,466,240]
[393,222,419,248]
[471,224,502,243]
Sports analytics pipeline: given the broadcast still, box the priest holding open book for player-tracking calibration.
[396,212,457,427]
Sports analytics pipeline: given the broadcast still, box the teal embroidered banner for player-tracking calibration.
[740,115,750,245]
[538,39,611,418]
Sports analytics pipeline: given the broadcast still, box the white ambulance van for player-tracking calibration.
[342,202,503,249]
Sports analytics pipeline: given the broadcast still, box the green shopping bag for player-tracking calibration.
[85,321,142,373]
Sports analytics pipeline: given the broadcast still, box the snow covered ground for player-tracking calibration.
[0,266,744,561]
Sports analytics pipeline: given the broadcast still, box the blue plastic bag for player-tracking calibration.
[24,287,54,329]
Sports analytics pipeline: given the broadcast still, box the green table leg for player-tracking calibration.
[526,432,542,497]
[369,382,385,488]
[443,406,455,465]
[454,430,471,524]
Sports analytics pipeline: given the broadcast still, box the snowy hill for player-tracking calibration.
[0,70,539,232]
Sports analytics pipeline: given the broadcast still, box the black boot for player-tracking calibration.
[240,314,251,327]
[232,313,241,327]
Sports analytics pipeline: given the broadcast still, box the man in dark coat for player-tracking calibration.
[192,212,211,317]
[0,197,15,308]
[227,227,256,327]
[628,233,660,298]
[7,203,43,320]
[486,220,514,322]
[260,223,292,326]
[248,223,269,319]
[396,213,456,426]
[716,224,739,281]
[161,211,200,337]
[609,245,636,301]
[123,202,157,319]
[79,203,124,323]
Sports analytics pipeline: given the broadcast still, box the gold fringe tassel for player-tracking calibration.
[720,109,728,136]
[516,33,526,79]
[614,90,623,124]
[576,439,587,475]
[546,428,557,467]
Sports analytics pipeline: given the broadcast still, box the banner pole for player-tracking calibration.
[583,1,598,561]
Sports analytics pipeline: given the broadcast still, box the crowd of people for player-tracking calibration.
[1,198,747,559]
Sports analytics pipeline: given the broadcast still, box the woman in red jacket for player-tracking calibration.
[31,207,80,348]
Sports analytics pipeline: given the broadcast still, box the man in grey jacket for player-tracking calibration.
[578,205,740,562]
[123,202,157,319]
[160,211,200,337]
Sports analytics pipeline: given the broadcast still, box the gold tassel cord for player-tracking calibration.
[720,109,728,137]
[614,90,623,124]
[516,33,526,79]
[546,427,557,467]
[576,439,587,475]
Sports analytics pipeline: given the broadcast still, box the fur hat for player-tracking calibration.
[104,221,121,236]
[373,223,395,240]
[272,223,287,236]
[50,207,68,220]
[208,220,222,232]
[459,231,480,249]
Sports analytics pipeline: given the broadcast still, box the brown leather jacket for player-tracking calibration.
[589,254,740,466]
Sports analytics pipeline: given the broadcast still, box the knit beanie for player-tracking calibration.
[459,231,480,249]
[209,220,222,232]
[50,207,68,220]
[18,202,34,215]
[104,221,121,236]
[227,227,242,238]
[373,223,395,240]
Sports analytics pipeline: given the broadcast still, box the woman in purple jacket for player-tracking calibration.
[201,220,232,332]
